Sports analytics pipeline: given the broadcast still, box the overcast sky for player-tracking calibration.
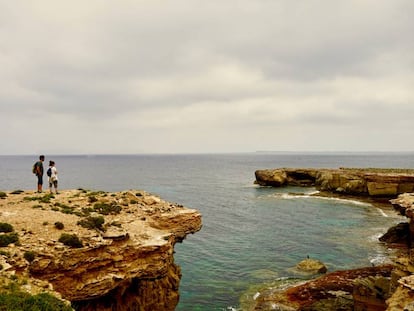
[1,1,413,154]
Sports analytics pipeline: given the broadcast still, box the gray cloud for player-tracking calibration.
[0,0,413,154]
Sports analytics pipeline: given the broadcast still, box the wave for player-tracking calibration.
[369,254,393,266]
[266,192,373,207]
[375,207,389,217]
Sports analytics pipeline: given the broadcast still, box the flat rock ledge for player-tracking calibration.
[252,169,414,310]
[0,189,202,311]
[255,167,414,197]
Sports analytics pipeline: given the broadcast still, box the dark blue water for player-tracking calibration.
[0,152,412,310]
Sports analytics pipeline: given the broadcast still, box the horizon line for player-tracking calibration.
[1,150,414,157]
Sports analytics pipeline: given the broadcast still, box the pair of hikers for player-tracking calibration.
[33,155,59,194]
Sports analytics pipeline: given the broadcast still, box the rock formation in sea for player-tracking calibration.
[0,189,202,310]
[252,168,414,311]
[255,168,414,197]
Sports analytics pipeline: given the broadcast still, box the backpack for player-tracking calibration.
[32,162,37,174]
[47,168,52,177]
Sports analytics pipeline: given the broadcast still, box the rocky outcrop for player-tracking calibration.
[295,258,327,275]
[255,168,414,197]
[253,168,414,310]
[0,189,202,310]
[252,265,394,310]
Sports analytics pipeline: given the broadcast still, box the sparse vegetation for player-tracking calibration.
[80,207,94,217]
[54,222,64,230]
[88,196,98,203]
[23,196,37,202]
[93,202,122,215]
[23,251,36,263]
[0,286,72,311]
[54,202,74,214]
[0,223,14,233]
[0,233,19,247]
[24,194,54,204]
[58,234,83,248]
[0,192,7,199]
[77,216,105,231]
[39,194,54,204]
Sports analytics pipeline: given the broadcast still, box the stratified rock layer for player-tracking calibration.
[255,168,414,197]
[0,189,202,310]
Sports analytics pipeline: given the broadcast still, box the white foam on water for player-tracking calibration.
[376,207,389,217]
[369,233,384,242]
[268,192,372,207]
[369,254,392,266]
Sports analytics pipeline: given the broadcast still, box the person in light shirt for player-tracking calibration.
[48,160,59,194]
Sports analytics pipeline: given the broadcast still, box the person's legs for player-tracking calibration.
[37,175,43,192]
[54,180,58,194]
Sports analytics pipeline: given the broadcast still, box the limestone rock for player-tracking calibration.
[255,168,414,197]
[0,189,202,310]
[295,258,327,275]
[255,169,288,187]
[252,265,393,311]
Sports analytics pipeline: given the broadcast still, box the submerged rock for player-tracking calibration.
[295,258,327,275]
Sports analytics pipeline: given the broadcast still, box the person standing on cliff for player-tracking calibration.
[48,160,59,194]
[33,155,45,193]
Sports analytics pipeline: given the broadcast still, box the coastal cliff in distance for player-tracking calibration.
[253,168,414,311]
[255,167,414,197]
[0,189,202,310]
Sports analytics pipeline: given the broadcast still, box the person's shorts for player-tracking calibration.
[37,175,43,185]
[49,178,58,188]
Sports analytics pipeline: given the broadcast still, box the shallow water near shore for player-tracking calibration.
[0,152,413,310]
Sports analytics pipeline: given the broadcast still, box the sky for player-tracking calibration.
[1,1,413,155]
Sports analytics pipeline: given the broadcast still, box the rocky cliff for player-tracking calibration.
[252,168,414,311]
[255,168,414,197]
[0,189,202,310]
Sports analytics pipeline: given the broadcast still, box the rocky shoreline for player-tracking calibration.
[0,189,202,310]
[253,168,414,311]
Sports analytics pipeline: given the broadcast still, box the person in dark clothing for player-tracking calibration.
[34,155,45,193]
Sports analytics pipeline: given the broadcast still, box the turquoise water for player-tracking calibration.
[0,153,412,310]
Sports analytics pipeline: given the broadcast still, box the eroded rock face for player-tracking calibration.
[252,265,394,311]
[0,189,202,310]
[255,169,288,187]
[255,168,414,197]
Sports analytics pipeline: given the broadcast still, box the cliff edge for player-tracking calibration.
[0,189,202,310]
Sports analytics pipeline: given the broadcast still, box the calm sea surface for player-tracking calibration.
[0,152,413,310]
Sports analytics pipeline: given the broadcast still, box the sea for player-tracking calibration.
[0,152,413,310]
